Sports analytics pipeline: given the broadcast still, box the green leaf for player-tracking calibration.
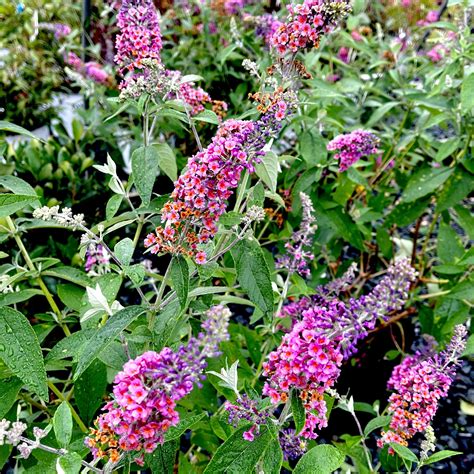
[146,438,179,474]
[423,450,462,465]
[57,284,85,312]
[53,401,73,448]
[132,146,159,206]
[0,289,42,308]
[294,444,345,474]
[170,256,189,308]
[0,307,48,399]
[0,120,46,142]
[299,130,327,166]
[436,168,474,212]
[435,138,460,162]
[46,329,95,362]
[154,143,178,182]
[232,239,274,316]
[461,73,474,112]
[194,110,220,125]
[390,443,418,463]
[56,453,82,474]
[114,238,134,266]
[402,166,453,203]
[366,102,399,128]
[260,438,283,474]
[0,176,37,197]
[363,415,392,437]
[106,194,123,219]
[203,425,273,473]
[255,151,279,192]
[291,390,306,435]
[0,377,23,418]
[74,306,145,380]
[165,412,206,441]
[75,360,108,425]
[42,266,92,287]
[437,222,464,264]
[0,194,38,217]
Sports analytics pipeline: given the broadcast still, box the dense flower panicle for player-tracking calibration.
[263,313,344,439]
[272,0,352,54]
[320,262,357,296]
[276,192,317,278]
[279,428,308,460]
[280,258,417,358]
[115,0,163,74]
[266,259,416,439]
[145,89,295,262]
[86,305,231,465]
[224,394,271,441]
[327,129,380,171]
[378,325,467,450]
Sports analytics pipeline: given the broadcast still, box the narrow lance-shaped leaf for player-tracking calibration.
[170,256,189,308]
[232,239,274,317]
[0,307,48,399]
[74,306,145,380]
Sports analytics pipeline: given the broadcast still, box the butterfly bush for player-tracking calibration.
[276,192,317,278]
[115,0,223,114]
[272,0,352,54]
[378,324,467,451]
[145,88,296,263]
[85,305,230,465]
[263,258,417,439]
[327,129,381,171]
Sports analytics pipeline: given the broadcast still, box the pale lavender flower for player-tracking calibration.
[276,192,317,278]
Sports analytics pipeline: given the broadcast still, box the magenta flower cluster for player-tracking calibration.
[264,258,416,439]
[86,305,230,465]
[263,320,343,439]
[66,53,110,84]
[327,129,380,172]
[115,0,163,74]
[114,0,224,115]
[145,95,294,262]
[378,324,467,450]
[272,0,351,54]
[276,192,317,278]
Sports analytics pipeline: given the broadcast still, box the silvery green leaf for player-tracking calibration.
[208,360,239,396]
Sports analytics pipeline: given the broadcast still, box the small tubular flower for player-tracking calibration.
[264,258,416,439]
[272,0,352,54]
[378,325,467,451]
[85,305,231,465]
[327,129,380,172]
[145,89,296,262]
[276,192,317,278]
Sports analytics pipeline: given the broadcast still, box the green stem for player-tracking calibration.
[148,259,173,331]
[47,382,88,433]
[6,216,71,337]
[234,172,249,212]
